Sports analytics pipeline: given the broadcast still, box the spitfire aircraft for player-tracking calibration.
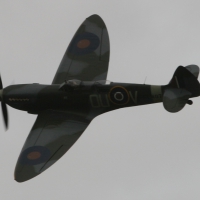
[1,15,200,182]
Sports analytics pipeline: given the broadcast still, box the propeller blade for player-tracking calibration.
[0,75,3,90]
[1,102,8,129]
[0,75,8,129]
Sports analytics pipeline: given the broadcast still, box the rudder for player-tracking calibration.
[163,65,200,113]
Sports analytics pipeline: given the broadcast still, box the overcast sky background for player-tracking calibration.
[1,0,200,199]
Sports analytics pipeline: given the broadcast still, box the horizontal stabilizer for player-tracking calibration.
[185,65,199,78]
[163,88,191,113]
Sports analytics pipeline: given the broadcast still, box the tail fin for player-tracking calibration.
[163,65,200,113]
[185,65,199,78]
[169,65,200,96]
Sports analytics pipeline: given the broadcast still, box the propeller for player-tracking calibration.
[0,75,8,129]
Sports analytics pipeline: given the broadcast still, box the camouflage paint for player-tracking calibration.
[2,15,199,183]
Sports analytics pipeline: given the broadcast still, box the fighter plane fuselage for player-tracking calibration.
[3,82,163,114]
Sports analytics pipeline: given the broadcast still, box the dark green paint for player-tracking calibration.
[1,15,199,183]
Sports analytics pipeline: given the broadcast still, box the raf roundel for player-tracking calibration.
[77,39,91,49]
[109,86,130,105]
[19,146,51,165]
[27,152,41,160]
[68,32,100,55]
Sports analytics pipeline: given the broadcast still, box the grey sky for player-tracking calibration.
[1,0,200,199]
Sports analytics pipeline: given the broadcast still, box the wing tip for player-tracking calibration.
[87,14,101,18]
[14,174,26,183]
[14,173,31,183]
[14,169,40,183]
[14,178,24,183]
[86,14,106,28]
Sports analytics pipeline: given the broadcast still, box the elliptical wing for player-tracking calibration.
[52,14,110,83]
[14,110,92,182]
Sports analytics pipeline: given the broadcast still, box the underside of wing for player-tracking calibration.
[52,14,110,84]
[14,110,91,182]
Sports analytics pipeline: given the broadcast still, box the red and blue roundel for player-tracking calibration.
[68,32,100,55]
[19,146,51,165]
[109,86,130,105]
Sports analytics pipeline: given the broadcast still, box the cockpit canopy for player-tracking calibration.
[59,79,111,91]
[94,80,111,85]
[66,80,82,87]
